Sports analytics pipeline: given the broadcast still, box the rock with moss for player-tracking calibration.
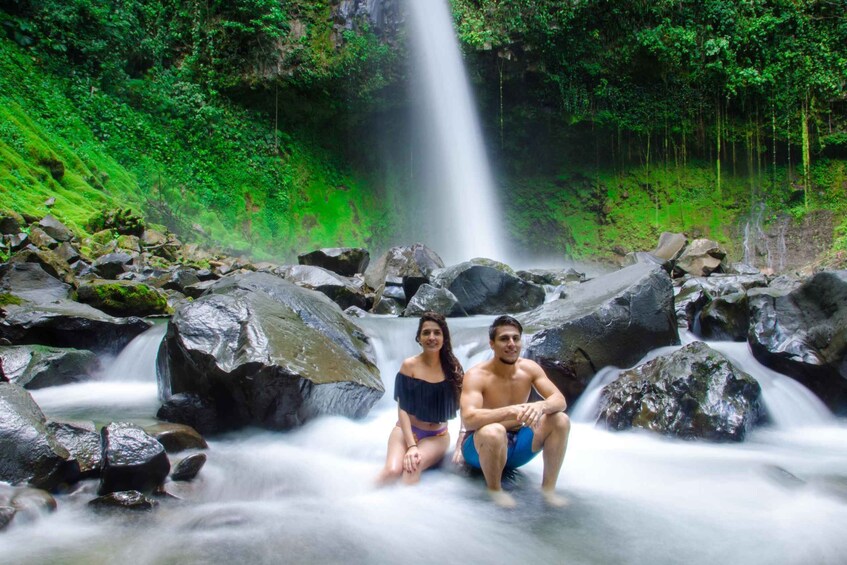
[87,209,145,237]
[77,280,171,317]
[0,211,24,235]
[37,215,73,243]
[8,248,75,287]
[0,345,100,389]
[158,272,384,431]
[0,262,72,304]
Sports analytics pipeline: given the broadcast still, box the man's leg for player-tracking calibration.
[532,412,571,506]
[472,423,516,507]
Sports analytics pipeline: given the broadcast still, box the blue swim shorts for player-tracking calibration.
[462,426,539,470]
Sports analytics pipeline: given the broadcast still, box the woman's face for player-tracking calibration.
[418,320,444,352]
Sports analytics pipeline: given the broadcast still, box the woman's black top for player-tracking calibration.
[394,372,459,423]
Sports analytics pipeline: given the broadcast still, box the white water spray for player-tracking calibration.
[407,0,506,264]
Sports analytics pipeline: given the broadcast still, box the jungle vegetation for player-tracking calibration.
[1,0,845,265]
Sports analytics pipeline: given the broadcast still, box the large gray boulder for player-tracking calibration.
[0,383,79,489]
[298,247,370,277]
[0,345,100,389]
[748,270,847,414]
[520,263,679,404]
[0,262,72,304]
[157,272,384,431]
[403,284,467,317]
[277,265,369,311]
[597,342,763,441]
[98,422,170,495]
[37,215,73,242]
[673,239,726,277]
[364,244,444,298]
[698,292,749,341]
[76,280,171,317]
[47,420,101,479]
[0,301,151,354]
[433,260,545,315]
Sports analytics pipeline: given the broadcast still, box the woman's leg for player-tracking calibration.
[376,426,407,486]
[402,433,450,485]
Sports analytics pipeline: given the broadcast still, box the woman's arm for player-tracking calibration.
[398,406,421,472]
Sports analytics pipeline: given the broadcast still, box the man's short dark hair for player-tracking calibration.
[489,315,523,340]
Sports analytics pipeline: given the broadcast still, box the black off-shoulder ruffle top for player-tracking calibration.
[394,372,459,423]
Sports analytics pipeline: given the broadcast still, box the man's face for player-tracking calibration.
[490,325,522,365]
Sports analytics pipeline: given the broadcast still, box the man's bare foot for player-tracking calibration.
[542,489,569,508]
[488,489,517,508]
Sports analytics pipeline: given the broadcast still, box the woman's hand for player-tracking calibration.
[404,445,421,473]
[451,431,466,466]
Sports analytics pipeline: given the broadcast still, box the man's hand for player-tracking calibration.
[515,402,544,429]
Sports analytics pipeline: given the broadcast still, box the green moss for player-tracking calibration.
[85,282,172,316]
[0,293,24,306]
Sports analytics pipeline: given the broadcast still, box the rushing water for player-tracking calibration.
[406,0,506,264]
[4,317,847,565]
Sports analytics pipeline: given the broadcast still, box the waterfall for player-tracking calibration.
[407,0,506,264]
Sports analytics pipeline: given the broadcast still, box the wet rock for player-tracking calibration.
[698,291,748,341]
[364,244,444,296]
[9,247,75,286]
[674,274,768,331]
[38,215,73,242]
[727,262,760,275]
[170,453,207,482]
[9,487,57,524]
[91,252,136,279]
[516,268,585,286]
[182,279,218,299]
[748,270,847,414]
[144,423,208,453]
[161,267,201,294]
[433,261,545,315]
[652,232,687,261]
[0,300,152,354]
[0,345,100,389]
[521,263,679,404]
[157,272,384,431]
[156,393,219,436]
[371,295,404,315]
[0,383,79,489]
[277,265,369,310]
[47,421,101,478]
[674,279,710,330]
[403,284,467,317]
[0,505,14,530]
[98,422,171,495]
[298,247,370,277]
[77,280,171,317]
[0,262,72,304]
[673,239,726,277]
[89,490,158,511]
[598,341,763,441]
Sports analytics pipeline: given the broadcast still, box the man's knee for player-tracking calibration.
[551,411,570,433]
[475,423,507,447]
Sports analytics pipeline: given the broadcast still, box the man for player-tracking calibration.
[457,315,570,507]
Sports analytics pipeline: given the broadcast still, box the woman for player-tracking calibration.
[377,311,463,485]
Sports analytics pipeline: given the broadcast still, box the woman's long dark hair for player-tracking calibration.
[417,311,464,399]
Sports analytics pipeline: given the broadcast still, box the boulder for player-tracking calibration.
[433,261,545,315]
[157,272,384,431]
[8,487,57,524]
[91,252,136,279]
[156,393,219,436]
[277,265,370,310]
[698,292,748,341]
[88,490,158,511]
[520,263,679,404]
[0,262,72,304]
[170,453,207,482]
[673,239,726,277]
[403,284,467,317]
[47,421,101,478]
[364,244,444,295]
[9,248,75,286]
[0,300,152,354]
[37,215,73,242]
[748,270,847,414]
[53,241,82,265]
[0,383,79,489]
[143,423,208,453]
[0,345,100,389]
[298,247,370,277]
[27,226,59,249]
[76,280,171,317]
[652,232,687,261]
[161,267,201,293]
[372,296,404,315]
[597,342,763,441]
[0,211,24,235]
[674,274,768,331]
[516,268,585,286]
[98,422,170,495]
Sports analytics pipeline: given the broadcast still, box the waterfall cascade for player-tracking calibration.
[406,0,506,264]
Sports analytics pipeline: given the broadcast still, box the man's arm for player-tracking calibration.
[515,360,566,428]
[460,369,522,431]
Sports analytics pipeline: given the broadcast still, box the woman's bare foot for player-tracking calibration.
[488,489,517,508]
